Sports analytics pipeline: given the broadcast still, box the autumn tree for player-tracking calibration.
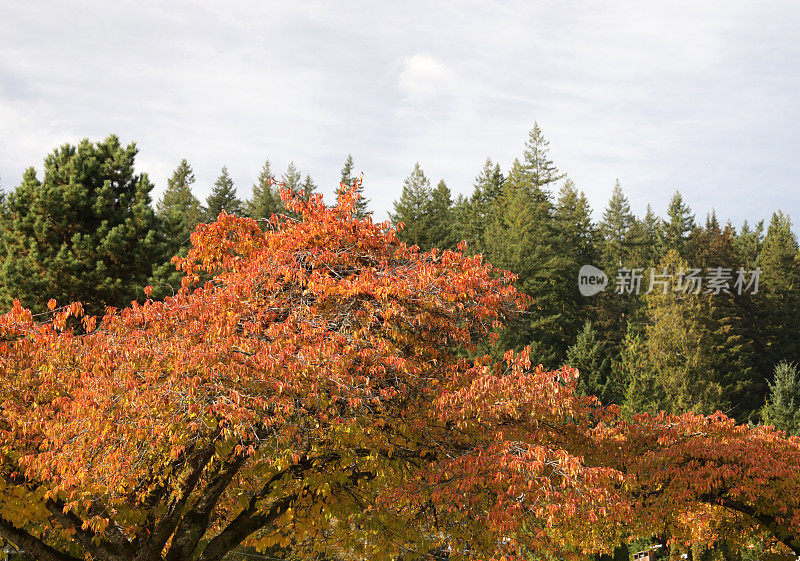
[0,187,623,561]
[0,135,164,316]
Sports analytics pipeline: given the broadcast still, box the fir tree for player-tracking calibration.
[664,191,694,257]
[0,136,165,316]
[762,362,800,435]
[598,180,636,268]
[455,158,504,252]
[757,211,800,366]
[299,173,317,203]
[246,159,279,219]
[205,166,243,220]
[390,163,432,249]
[156,159,203,257]
[522,122,565,189]
[426,179,455,250]
[335,154,369,217]
[151,159,204,298]
[566,322,611,398]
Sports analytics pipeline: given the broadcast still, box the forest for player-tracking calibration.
[0,127,798,560]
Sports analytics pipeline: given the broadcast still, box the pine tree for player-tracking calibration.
[598,180,636,268]
[151,159,204,298]
[566,322,611,398]
[0,136,165,316]
[390,163,433,249]
[335,154,370,218]
[757,211,800,366]
[156,159,203,257]
[664,191,694,257]
[205,166,243,221]
[299,174,317,203]
[522,122,565,189]
[628,204,665,268]
[455,158,504,252]
[736,219,764,270]
[762,362,800,435]
[484,165,565,366]
[246,159,279,219]
[426,179,455,250]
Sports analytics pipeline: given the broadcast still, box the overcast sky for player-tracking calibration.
[1,1,798,226]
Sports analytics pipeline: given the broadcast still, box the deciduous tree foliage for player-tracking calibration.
[0,185,621,561]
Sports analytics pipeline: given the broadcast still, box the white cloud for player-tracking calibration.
[398,53,455,102]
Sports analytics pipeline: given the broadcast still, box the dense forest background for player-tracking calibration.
[0,126,798,432]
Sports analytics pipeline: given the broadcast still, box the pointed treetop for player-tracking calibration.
[522,122,565,189]
[205,166,243,220]
[246,159,279,219]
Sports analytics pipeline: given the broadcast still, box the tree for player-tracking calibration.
[151,159,204,298]
[522,122,565,189]
[762,362,800,436]
[567,322,610,398]
[757,211,800,366]
[598,180,636,269]
[0,187,626,561]
[426,179,455,250]
[205,166,243,220]
[246,159,279,220]
[456,158,505,252]
[0,135,164,316]
[664,191,694,257]
[335,154,369,218]
[299,174,317,203]
[389,162,432,249]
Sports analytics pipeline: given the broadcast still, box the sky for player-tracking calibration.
[1,1,799,226]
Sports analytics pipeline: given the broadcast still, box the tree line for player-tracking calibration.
[0,129,798,430]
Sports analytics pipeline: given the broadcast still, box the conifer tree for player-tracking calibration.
[299,174,317,203]
[150,159,204,298]
[390,163,432,249]
[426,179,455,250]
[0,136,164,316]
[157,159,203,257]
[246,159,279,219]
[736,219,764,269]
[205,166,243,220]
[598,180,636,268]
[335,154,369,217]
[757,211,800,366]
[456,158,504,252]
[566,322,611,398]
[762,362,800,436]
[522,122,565,189]
[664,191,695,257]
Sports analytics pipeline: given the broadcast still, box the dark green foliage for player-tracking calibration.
[246,159,279,220]
[151,159,203,298]
[0,135,164,316]
[454,158,505,252]
[762,362,800,435]
[427,180,455,250]
[598,180,636,268]
[566,322,611,398]
[205,166,243,220]
[335,154,370,218]
[390,163,433,249]
[664,191,694,257]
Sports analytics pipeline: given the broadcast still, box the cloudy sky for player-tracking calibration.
[1,1,798,226]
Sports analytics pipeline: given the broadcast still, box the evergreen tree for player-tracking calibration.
[484,163,565,366]
[455,158,504,252]
[628,204,666,268]
[246,159,279,219]
[566,322,611,398]
[598,180,636,268]
[205,166,243,220]
[390,163,432,249]
[757,211,800,366]
[664,191,694,257]
[151,159,203,298]
[426,179,455,250]
[762,362,800,435]
[156,159,203,258]
[736,219,764,269]
[0,136,165,316]
[522,122,565,189]
[335,154,370,217]
[299,173,317,203]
